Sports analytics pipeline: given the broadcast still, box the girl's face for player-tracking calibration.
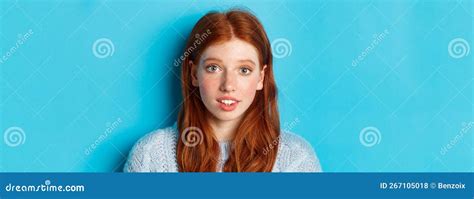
[191,38,266,123]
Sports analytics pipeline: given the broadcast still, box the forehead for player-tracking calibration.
[199,38,260,64]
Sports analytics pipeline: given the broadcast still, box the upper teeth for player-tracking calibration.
[220,99,236,105]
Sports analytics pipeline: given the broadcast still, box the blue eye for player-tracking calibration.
[240,67,252,75]
[206,65,221,73]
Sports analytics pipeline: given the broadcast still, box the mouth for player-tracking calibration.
[216,97,241,111]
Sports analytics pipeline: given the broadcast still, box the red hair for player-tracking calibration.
[177,9,280,172]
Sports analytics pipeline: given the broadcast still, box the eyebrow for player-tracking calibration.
[202,57,222,63]
[202,57,256,66]
[237,59,256,66]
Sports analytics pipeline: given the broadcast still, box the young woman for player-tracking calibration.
[124,9,322,172]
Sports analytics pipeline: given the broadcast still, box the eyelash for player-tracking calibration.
[205,65,253,75]
[205,64,221,73]
[239,67,252,75]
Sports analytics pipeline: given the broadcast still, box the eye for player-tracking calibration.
[239,67,252,75]
[205,64,221,73]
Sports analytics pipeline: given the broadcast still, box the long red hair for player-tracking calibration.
[177,9,280,172]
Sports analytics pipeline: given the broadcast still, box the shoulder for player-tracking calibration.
[135,126,178,149]
[123,126,178,172]
[279,131,313,151]
[275,131,323,172]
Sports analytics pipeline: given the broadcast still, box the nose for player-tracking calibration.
[219,70,236,92]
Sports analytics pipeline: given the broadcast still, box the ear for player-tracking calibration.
[257,65,266,90]
[190,61,199,87]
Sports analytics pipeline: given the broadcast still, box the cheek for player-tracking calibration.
[239,77,260,100]
[198,74,219,100]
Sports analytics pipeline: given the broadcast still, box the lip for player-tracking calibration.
[216,96,241,112]
[216,96,241,102]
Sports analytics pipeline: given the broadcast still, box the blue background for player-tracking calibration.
[1,0,472,172]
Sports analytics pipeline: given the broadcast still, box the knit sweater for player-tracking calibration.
[124,124,322,172]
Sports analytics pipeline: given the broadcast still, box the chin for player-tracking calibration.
[211,111,243,122]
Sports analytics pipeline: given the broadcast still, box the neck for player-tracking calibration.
[208,115,242,142]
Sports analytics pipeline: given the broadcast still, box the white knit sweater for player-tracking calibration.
[124,124,322,172]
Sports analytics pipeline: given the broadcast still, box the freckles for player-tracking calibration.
[240,76,260,91]
[198,75,218,98]
[251,76,263,96]
[200,76,218,89]
[240,80,259,98]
